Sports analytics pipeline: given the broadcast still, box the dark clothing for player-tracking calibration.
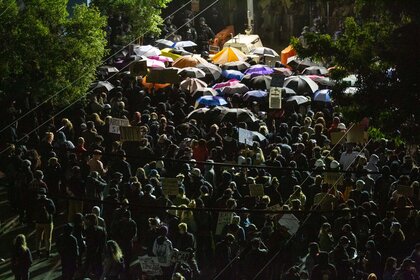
[56,233,79,280]
[174,232,196,251]
[35,197,56,224]
[84,225,107,278]
[11,247,32,280]
[311,263,337,280]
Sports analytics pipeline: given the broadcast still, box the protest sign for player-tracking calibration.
[120,126,143,141]
[269,87,283,109]
[396,185,414,197]
[109,118,130,134]
[323,172,343,186]
[238,128,254,146]
[147,68,180,84]
[249,184,264,197]
[278,214,300,236]
[130,60,148,76]
[162,178,179,196]
[330,131,346,145]
[139,256,162,276]
[347,125,366,144]
[215,211,233,235]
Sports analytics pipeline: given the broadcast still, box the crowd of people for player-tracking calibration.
[1,17,420,280]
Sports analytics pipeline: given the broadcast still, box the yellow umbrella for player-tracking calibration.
[211,47,247,65]
[160,48,182,61]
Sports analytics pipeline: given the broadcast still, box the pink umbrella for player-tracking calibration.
[149,55,174,63]
[146,59,166,68]
[212,79,240,90]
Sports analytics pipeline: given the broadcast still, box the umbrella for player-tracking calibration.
[219,108,258,123]
[193,87,218,97]
[180,78,208,94]
[342,74,358,86]
[251,131,267,142]
[91,81,114,91]
[222,69,244,80]
[221,83,249,95]
[281,87,297,97]
[161,48,182,60]
[245,64,274,76]
[212,47,247,64]
[313,89,332,103]
[242,90,268,101]
[195,96,227,108]
[222,61,251,71]
[285,95,311,106]
[178,67,206,79]
[98,66,119,74]
[133,45,161,57]
[145,58,166,69]
[251,47,279,57]
[197,63,222,80]
[142,77,171,91]
[273,67,293,76]
[306,75,335,86]
[287,55,317,72]
[173,56,208,68]
[155,39,174,49]
[343,87,359,96]
[213,79,240,90]
[186,108,210,120]
[249,75,272,90]
[302,66,329,76]
[172,41,197,48]
[148,55,174,63]
[284,75,319,95]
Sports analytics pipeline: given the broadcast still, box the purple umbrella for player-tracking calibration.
[244,65,274,76]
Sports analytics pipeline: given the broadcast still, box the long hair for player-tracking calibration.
[14,234,28,251]
[107,240,123,262]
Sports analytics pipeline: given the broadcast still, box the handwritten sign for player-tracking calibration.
[330,131,346,145]
[162,178,179,196]
[323,172,343,186]
[269,87,283,109]
[347,125,366,144]
[139,256,163,276]
[215,211,233,235]
[396,185,414,197]
[238,128,254,146]
[109,118,130,134]
[249,184,265,197]
[120,126,143,142]
[278,214,300,236]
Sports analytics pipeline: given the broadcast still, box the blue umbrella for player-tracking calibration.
[244,65,274,76]
[195,96,228,108]
[222,69,244,81]
[313,89,332,103]
[243,90,267,101]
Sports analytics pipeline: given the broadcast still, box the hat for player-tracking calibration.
[337,123,346,130]
[190,168,201,177]
[330,160,340,169]
[314,159,326,168]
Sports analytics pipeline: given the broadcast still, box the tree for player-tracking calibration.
[0,0,107,106]
[291,0,420,143]
[91,0,172,45]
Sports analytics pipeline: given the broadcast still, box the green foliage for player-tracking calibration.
[0,0,108,105]
[291,0,420,142]
[92,0,171,45]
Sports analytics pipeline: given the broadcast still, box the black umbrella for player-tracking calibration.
[302,66,329,76]
[186,108,210,120]
[283,75,319,95]
[249,75,272,90]
[197,63,222,81]
[219,108,259,123]
[287,55,317,72]
[281,87,297,97]
[222,61,251,71]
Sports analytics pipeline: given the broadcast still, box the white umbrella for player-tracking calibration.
[155,39,174,49]
[251,47,279,57]
[173,41,197,48]
[180,78,208,94]
[133,45,161,57]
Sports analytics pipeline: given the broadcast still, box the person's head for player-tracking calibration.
[46,132,54,143]
[92,206,101,217]
[390,222,401,233]
[14,234,27,250]
[148,217,160,230]
[308,242,320,255]
[34,170,44,180]
[384,256,397,271]
[224,233,235,244]
[367,273,377,280]
[63,223,74,235]
[84,213,98,228]
[320,222,331,233]
[178,223,188,234]
[106,240,123,262]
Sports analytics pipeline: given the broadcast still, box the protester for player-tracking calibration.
[56,223,79,280]
[11,234,32,280]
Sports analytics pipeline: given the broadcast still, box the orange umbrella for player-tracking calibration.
[211,47,247,65]
[173,56,208,68]
[141,77,171,91]
[281,45,297,66]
